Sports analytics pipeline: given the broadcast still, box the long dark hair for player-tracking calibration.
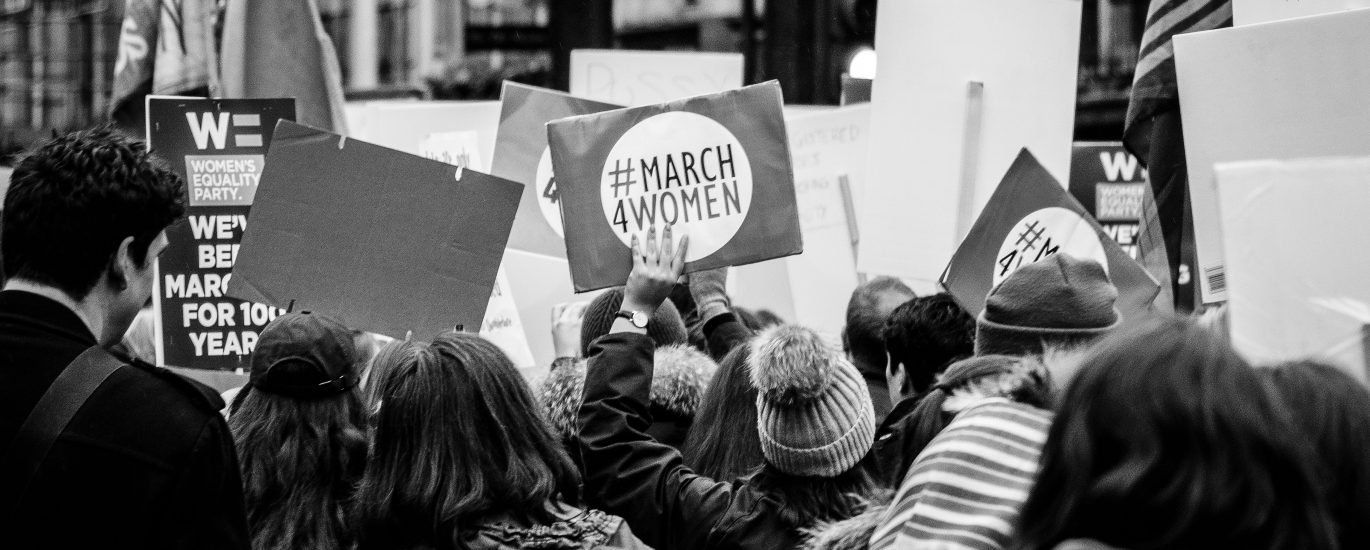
[892,354,1050,483]
[1262,361,1370,550]
[682,345,764,480]
[1013,317,1338,550]
[750,463,884,527]
[228,385,367,550]
[352,333,582,550]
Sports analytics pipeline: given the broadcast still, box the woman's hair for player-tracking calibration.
[228,379,367,550]
[352,333,582,550]
[1262,360,1370,550]
[682,345,764,480]
[890,354,1051,482]
[1013,317,1338,550]
[750,462,885,527]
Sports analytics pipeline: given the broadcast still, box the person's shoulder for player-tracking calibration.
[117,357,227,416]
[952,397,1052,432]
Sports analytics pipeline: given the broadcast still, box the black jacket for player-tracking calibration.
[578,331,802,550]
[0,291,249,549]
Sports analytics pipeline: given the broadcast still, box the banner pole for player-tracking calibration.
[954,81,986,244]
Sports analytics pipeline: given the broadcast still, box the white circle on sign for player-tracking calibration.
[599,111,753,262]
[534,147,564,237]
[992,207,1108,288]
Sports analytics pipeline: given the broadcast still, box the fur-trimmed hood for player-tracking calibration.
[800,500,890,550]
[536,344,717,440]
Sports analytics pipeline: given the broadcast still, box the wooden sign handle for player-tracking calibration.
[955,81,986,245]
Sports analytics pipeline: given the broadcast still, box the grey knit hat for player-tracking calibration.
[749,325,875,478]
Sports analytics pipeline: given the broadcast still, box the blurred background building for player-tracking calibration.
[0,0,1144,159]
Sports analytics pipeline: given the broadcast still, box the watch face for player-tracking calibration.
[631,311,650,328]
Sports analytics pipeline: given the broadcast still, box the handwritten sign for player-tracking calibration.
[481,266,535,369]
[570,49,743,107]
[419,130,484,172]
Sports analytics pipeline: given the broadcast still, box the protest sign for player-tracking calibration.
[348,100,501,164]
[227,121,522,340]
[1233,0,1370,26]
[420,130,484,171]
[146,97,295,370]
[1068,143,1148,260]
[1175,8,1370,303]
[548,81,803,292]
[500,248,605,377]
[943,150,1160,321]
[840,75,872,105]
[1216,157,1370,383]
[857,0,1081,284]
[481,265,536,370]
[569,49,744,106]
[493,82,621,258]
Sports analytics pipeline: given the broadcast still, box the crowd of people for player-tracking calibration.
[1,126,1367,550]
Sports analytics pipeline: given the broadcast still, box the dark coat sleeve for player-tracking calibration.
[158,415,250,549]
[702,313,754,362]
[577,332,738,550]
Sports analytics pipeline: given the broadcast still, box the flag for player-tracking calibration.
[218,0,348,133]
[109,0,217,126]
[1123,0,1231,312]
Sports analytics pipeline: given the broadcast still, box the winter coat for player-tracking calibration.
[0,291,248,549]
[539,344,717,451]
[801,502,888,550]
[577,332,805,550]
[460,503,652,550]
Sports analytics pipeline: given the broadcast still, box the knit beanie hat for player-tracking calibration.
[975,254,1121,357]
[581,287,689,357]
[749,325,875,478]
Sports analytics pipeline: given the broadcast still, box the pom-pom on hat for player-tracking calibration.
[749,325,875,478]
[975,253,1121,357]
[248,312,357,399]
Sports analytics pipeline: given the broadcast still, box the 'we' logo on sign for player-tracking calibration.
[186,113,264,150]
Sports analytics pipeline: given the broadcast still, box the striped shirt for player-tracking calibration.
[869,398,1052,550]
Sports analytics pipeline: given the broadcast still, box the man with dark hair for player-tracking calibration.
[883,293,976,403]
[0,127,249,548]
[842,276,916,425]
[869,293,976,486]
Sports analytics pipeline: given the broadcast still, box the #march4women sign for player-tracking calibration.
[549,81,803,292]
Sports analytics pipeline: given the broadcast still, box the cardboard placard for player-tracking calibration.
[1233,0,1370,26]
[481,265,536,370]
[857,0,1081,284]
[1068,142,1148,260]
[1216,157,1370,383]
[227,121,522,340]
[840,75,872,105]
[569,49,744,106]
[493,82,622,258]
[943,150,1160,321]
[500,248,605,378]
[1175,8,1370,303]
[549,81,803,292]
[146,96,296,370]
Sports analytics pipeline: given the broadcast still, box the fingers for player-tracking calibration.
[631,233,644,269]
[672,234,689,274]
[661,224,674,260]
[645,225,659,264]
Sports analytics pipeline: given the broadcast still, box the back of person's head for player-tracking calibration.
[580,287,688,356]
[4,126,185,336]
[735,307,784,331]
[884,293,976,397]
[1014,317,1337,550]
[749,324,881,525]
[355,333,580,549]
[1262,360,1370,550]
[683,345,764,480]
[228,312,367,550]
[976,254,1118,359]
[843,277,916,375]
[538,343,715,452]
[889,354,1051,483]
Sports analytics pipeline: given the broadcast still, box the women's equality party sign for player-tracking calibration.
[548,81,802,292]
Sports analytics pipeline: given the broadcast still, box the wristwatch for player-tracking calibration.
[615,309,650,329]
